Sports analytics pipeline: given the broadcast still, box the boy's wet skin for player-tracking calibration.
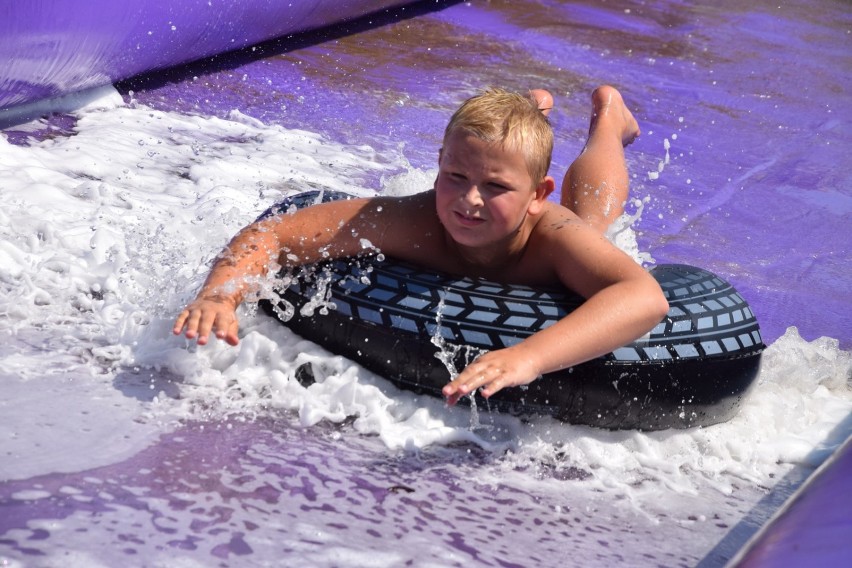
[563,86,641,233]
[532,86,640,233]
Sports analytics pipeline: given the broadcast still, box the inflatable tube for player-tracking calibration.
[0,0,414,112]
[259,191,764,430]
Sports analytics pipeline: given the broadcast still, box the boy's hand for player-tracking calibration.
[173,296,241,346]
[442,346,541,406]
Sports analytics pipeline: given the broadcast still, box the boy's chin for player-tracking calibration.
[447,231,496,250]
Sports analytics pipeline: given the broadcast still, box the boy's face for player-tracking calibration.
[435,130,551,249]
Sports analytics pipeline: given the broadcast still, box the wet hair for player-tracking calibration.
[442,88,553,185]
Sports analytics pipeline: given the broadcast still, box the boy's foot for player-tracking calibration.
[590,85,640,146]
[529,88,553,117]
[561,86,640,233]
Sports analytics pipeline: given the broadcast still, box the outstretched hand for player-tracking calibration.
[442,346,542,406]
[173,297,241,346]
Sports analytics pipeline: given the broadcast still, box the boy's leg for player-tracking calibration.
[561,86,640,233]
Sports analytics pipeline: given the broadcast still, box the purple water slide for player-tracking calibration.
[1,1,848,565]
[0,0,413,111]
[729,434,852,568]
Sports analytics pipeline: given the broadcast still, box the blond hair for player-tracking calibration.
[443,88,553,185]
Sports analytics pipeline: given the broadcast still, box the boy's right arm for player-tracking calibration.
[172,221,283,346]
[173,193,436,346]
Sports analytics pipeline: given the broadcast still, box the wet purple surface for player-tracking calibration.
[1,0,850,566]
[0,418,663,566]
[732,435,852,568]
[0,0,415,110]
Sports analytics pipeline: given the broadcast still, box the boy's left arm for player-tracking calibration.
[442,219,669,405]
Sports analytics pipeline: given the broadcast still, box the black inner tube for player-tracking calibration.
[258,191,764,430]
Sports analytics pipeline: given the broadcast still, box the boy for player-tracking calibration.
[173,85,669,406]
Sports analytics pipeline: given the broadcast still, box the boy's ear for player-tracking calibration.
[529,176,556,215]
[434,148,444,188]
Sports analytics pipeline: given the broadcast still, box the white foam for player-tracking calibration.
[0,84,124,130]
[606,195,656,265]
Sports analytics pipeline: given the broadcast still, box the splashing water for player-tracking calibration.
[429,295,493,432]
[607,196,656,266]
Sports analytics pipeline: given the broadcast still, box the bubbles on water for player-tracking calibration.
[761,327,851,392]
[279,265,337,318]
[606,196,656,266]
[647,136,672,181]
[380,164,437,196]
[428,295,492,433]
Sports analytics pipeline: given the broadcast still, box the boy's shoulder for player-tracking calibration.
[367,189,448,252]
[368,188,434,212]
[526,202,615,261]
[533,201,588,237]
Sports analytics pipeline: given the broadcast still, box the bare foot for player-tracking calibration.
[590,85,640,146]
[529,88,554,117]
[561,86,640,233]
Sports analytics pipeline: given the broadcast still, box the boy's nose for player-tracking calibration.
[461,185,483,206]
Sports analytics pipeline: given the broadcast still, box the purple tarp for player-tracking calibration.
[0,0,413,111]
[731,435,852,568]
[0,0,849,565]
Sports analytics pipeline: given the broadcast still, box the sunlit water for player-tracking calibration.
[1,1,850,566]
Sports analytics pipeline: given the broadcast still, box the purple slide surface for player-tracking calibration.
[0,1,848,566]
[0,0,412,110]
